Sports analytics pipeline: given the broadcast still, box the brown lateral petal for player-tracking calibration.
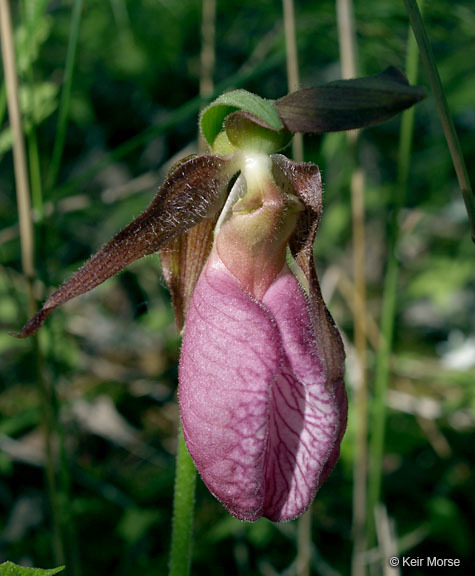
[271,154,346,411]
[160,217,217,331]
[14,154,235,338]
[272,154,347,483]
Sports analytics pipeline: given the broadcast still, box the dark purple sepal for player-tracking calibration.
[275,67,425,133]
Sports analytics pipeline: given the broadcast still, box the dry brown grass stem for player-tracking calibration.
[337,270,381,351]
[200,0,216,100]
[199,0,216,154]
[375,505,400,576]
[349,165,369,576]
[282,0,303,162]
[0,0,35,278]
[337,0,358,80]
[337,0,369,575]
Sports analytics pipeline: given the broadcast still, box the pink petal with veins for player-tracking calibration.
[179,251,345,522]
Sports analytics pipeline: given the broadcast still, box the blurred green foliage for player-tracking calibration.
[0,561,64,576]
[1,0,474,575]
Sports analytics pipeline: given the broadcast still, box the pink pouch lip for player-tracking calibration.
[179,251,347,522]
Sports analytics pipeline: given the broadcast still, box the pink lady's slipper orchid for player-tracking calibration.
[179,153,346,521]
[14,70,424,521]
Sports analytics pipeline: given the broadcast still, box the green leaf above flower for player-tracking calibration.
[200,89,284,146]
[200,68,425,150]
[0,562,65,576]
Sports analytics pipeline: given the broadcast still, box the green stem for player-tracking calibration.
[0,83,6,127]
[169,425,197,576]
[27,126,43,216]
[33,324,65,565]
[366,5,421,548]
[402,0,475,242]
[47,0,83,191]
[20,0,44,220]
[108,0,131,35]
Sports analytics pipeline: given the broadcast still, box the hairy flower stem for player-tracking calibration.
[296,510,312,576]
[169,427,197,576]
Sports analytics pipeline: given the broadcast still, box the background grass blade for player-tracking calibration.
[282,0,303,163]
[336,1,369,574]
[402,0,475,242]
[366,6,421,552]
[0,0,34,278]
[20,0,45,220]
[47,0,84,191]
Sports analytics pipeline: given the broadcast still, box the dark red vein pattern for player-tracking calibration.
[179,251,344,522]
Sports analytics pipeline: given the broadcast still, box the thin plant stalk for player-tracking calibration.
[402,0,475,242]
[0,83,6,126]
[282,0,303,162]
[349,162,367,576]
[27,120,44,217]
[169,427,197,576]
[34,333,65,565]
[0,0,34,279]
[199,0,216,152]
[108,0,131,34]
[47,0,84,191]
[199,0,216,101]
[20,0,44,219]
[0,0,65,564]
[336,1,368,575]
[366,10,421,549]
[18,0,50,218]
[296,510,312,576]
